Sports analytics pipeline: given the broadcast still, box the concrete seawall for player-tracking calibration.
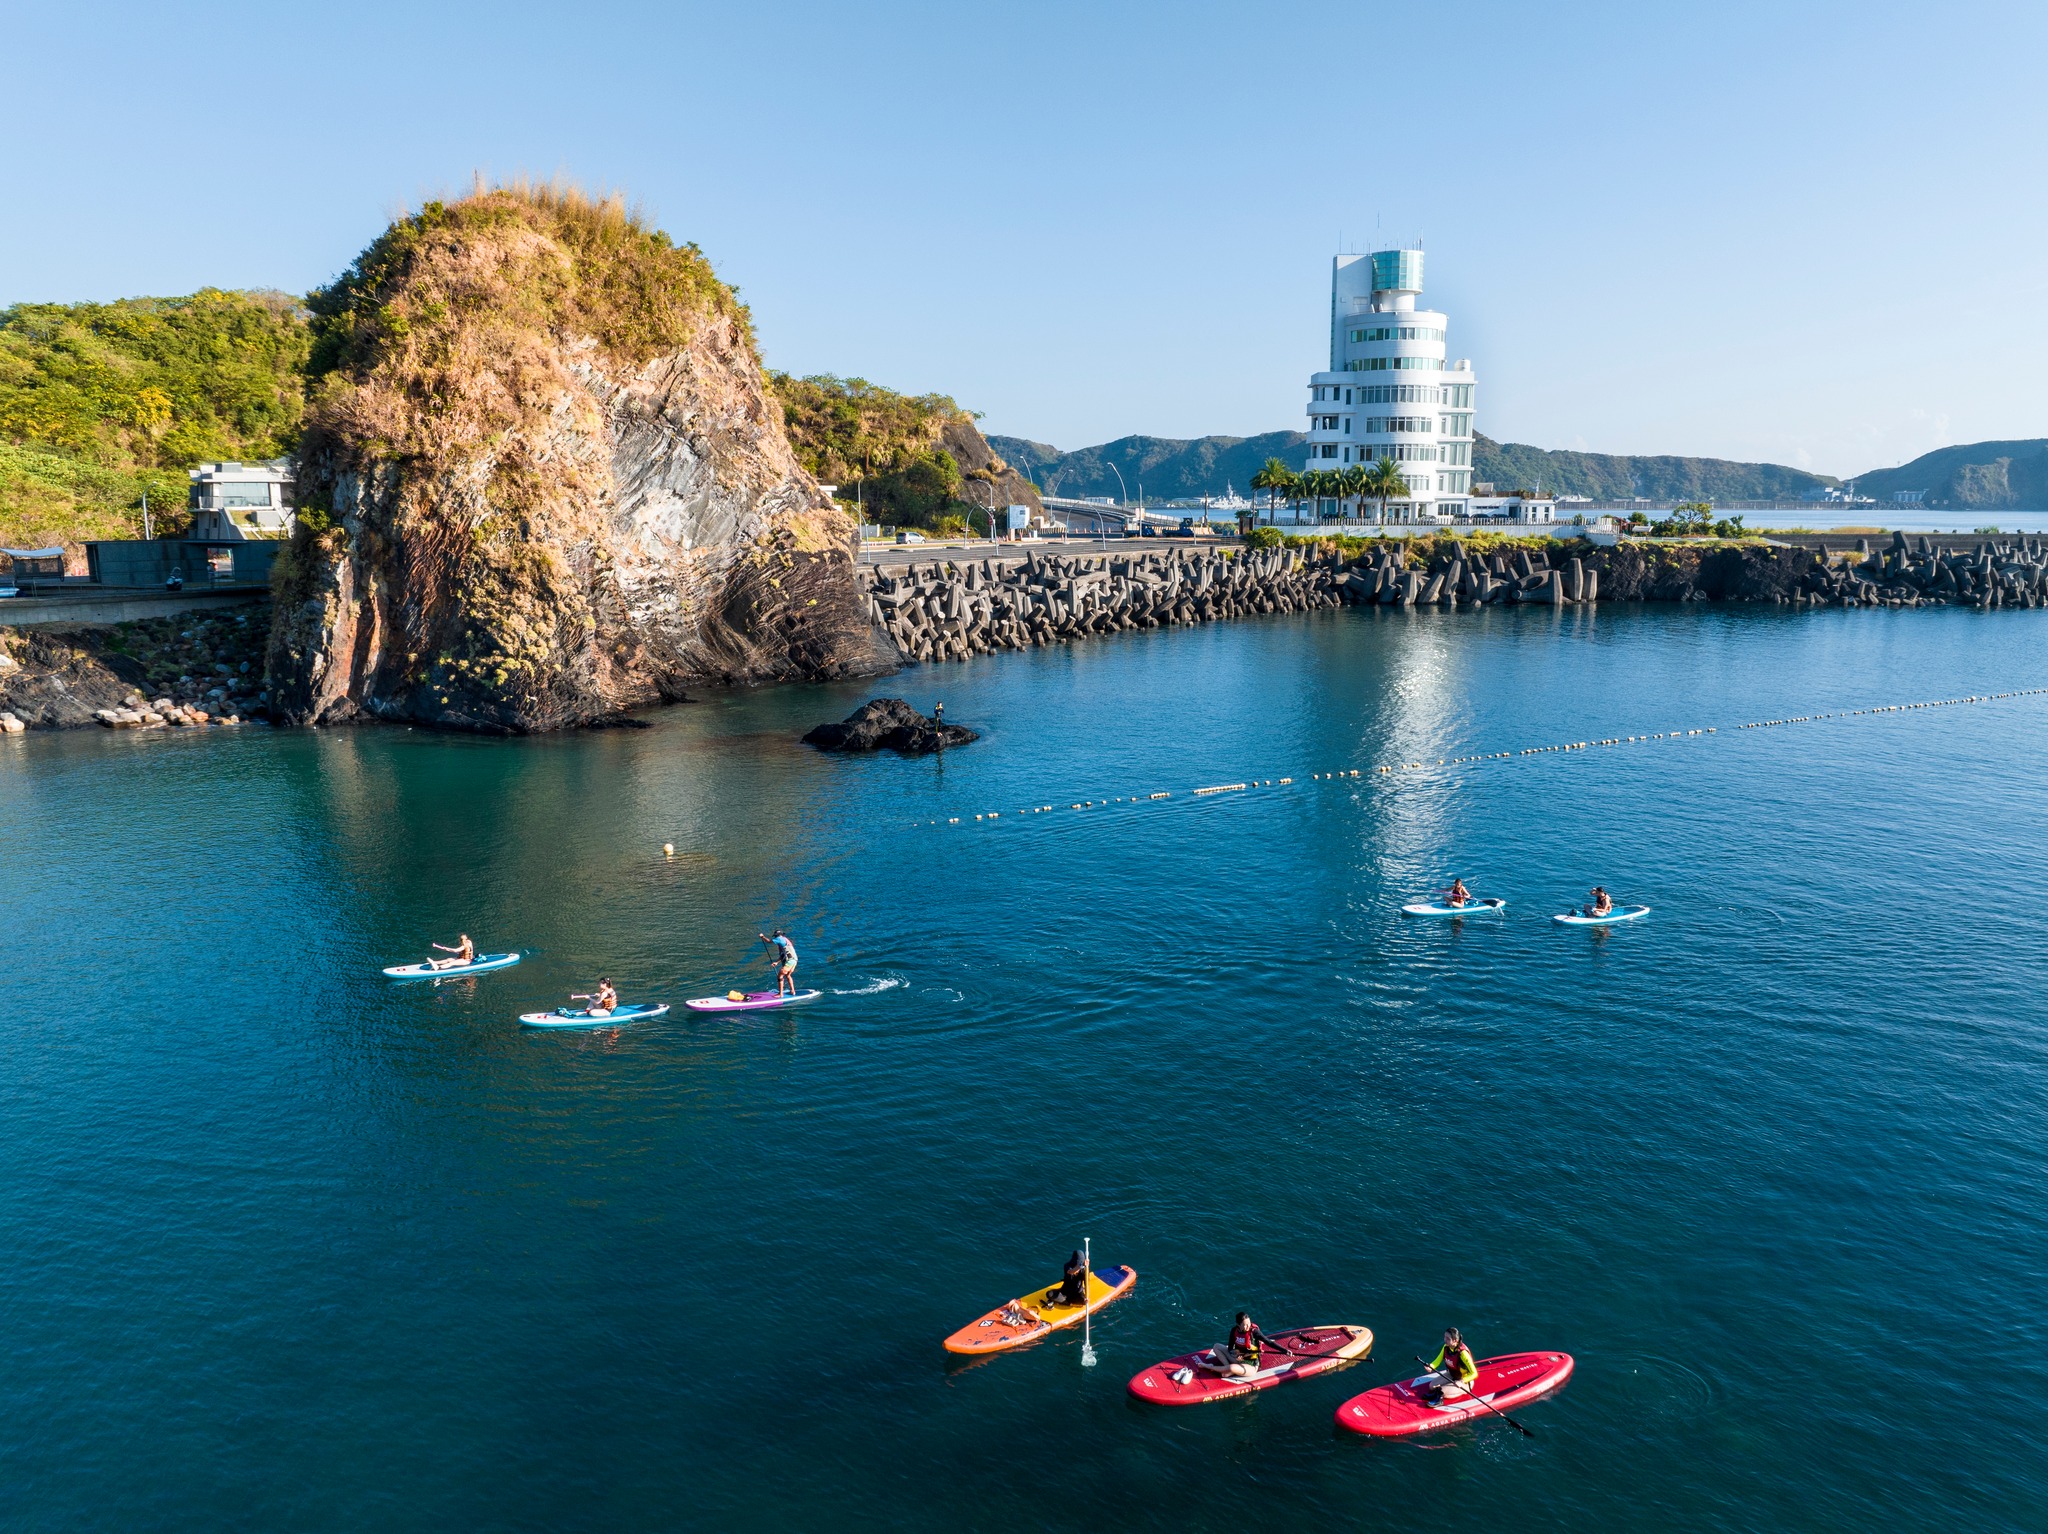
[859,531,2048,666]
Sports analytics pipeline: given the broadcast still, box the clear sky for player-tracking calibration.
[7,0,2043,476]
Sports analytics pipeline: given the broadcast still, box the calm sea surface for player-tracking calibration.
[4,604,2046,1531]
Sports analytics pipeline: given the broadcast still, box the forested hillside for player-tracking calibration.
[989,431,1306,502]
[0,290,310,550]
[1848,440,2048,508]
[771,374,1037,530]
[992,428,1842,504]
[1471,434,1837,501]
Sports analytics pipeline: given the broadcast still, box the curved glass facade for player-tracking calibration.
[1370,248,1424,293]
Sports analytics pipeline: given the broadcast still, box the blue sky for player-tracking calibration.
[7,0,2043,476]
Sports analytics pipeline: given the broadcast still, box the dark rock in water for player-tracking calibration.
[805,698,978,755]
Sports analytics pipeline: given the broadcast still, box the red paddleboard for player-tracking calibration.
[1127,1325,1372,1405]
[1336,1351,1574,1436]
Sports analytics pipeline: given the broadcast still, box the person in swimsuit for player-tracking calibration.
[760,929,798,997]
[429,934,475,970]
[1420,1327,1479,1402]
[1446,878,1471,908]
[1585,887,1614,917]
[570,979,618,1017]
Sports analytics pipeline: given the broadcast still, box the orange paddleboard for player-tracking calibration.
[943,1265,1136,1354]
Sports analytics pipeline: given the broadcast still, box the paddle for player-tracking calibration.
[1413,1355,1536,1437]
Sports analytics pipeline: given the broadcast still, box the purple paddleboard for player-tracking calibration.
[684,988,823,1012]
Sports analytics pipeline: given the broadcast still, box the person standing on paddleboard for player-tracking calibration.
[1420,1327,1478,1401]
[760,929,798,997]
[430,934,474,970]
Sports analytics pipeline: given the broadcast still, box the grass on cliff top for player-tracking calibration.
[306,179,751,392]
[0,289,311,548]
[770,372,1007,532]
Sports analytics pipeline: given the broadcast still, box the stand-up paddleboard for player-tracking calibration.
[1402,898,1506,917]
[1336,1351,1574,1436]
[1128,1325,1373,1405]
[383,952,522,979]
[1553,905,1650,926]
[683,989,822,1012]
[518,1003,669,1029]
[944,1266,1136,1355]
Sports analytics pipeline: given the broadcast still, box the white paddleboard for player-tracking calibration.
[683,988,823,1013]
[1401,898,1506,917]
[383,952,522,978]
[1553,905,1650,925]
[518,1003,670,1028]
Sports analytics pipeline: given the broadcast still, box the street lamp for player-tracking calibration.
[1104,463,1127,551]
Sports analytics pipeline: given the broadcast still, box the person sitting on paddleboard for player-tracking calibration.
[1047,1250,1088,1308]
[430,934,474,970]
[1586,886,1613,917]
[1220,1312,1268,1377]
[570,979,618,1018]
[1446,878,1471,908]
[1420,1327,1478,1401]
[760,929,798,997]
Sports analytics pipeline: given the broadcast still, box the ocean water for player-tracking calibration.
[3,603,2045,1531]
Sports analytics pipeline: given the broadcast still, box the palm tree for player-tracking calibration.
[1250,457,1295,529]
[1339,462,1370,520]
[1361,457,1407,524]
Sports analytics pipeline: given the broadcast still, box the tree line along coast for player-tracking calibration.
[2,178,2044,736]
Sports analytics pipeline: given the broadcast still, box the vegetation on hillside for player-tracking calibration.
[769,373,997,532]
[0,289,310,548]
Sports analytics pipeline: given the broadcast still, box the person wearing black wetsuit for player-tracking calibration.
[1049,1250,1088,1307]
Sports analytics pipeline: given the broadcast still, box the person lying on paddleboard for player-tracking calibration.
[760,929,798,997]
[569,979,618,1018]
[1585,886,1614,917]
[1419,1327,1478,1401]
[1445,878,1471,908]
[430,934,475,970]
[1217,1312,1269,1377]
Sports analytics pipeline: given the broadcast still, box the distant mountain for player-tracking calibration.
[996,429,2048,509]
[988,432,1305,502]
[1471,435,1838,502]
[992,429,1840,504]
[1847,440,2048,508]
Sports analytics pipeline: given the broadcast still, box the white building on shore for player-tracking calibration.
[1302,248,1476,522]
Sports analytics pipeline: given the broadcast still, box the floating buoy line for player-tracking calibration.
[918,689,2048,827]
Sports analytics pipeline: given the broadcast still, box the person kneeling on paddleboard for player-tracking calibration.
[1445,878,1471,908]
[570,979,617,1018]
[1419,1327,1478,1402]
[430,934,475,970]
[760,929,798,997]
[1046,1250,1088,1308]
[1585,887,1613,918]
[1219,1312,1268,1377]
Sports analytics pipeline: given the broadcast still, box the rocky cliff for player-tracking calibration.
[266,186,889,733]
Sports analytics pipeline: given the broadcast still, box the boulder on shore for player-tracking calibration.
[804,698,976,754]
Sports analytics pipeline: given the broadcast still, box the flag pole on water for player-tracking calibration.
[1081,1236,1097,1368]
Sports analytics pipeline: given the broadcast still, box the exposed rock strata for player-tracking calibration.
[266,189,890,734]
[803,698,976,753]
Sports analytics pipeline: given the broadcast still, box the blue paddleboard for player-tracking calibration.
[519,1003,670,1029]
[384,952,522,979]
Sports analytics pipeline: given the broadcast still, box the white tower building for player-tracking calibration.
[1301,249,1476,522]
